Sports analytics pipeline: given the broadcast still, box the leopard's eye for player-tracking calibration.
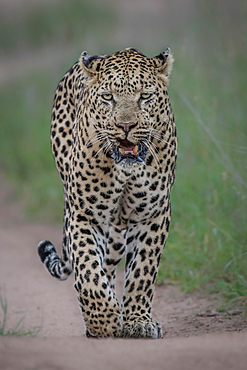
[102,93,113,101]
[140,93,152,100]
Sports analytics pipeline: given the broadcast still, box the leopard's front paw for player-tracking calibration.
[121,319,163,339]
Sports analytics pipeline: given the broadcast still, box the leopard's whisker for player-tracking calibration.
[89,131,108,141]
[91,140,111,164]
[150,127,177,146]
[149,133,176,150]
[91,133,107,141]
[149,144,161,168]
[143,140,160,168]
[86,132,108,148]
[150,127,170,136]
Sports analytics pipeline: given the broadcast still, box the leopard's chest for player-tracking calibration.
[67,155,171,230]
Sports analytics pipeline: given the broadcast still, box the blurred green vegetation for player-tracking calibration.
[0,0,115,53]
[0,0,246,301]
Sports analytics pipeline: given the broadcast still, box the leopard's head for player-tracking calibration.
[80,48,174,168]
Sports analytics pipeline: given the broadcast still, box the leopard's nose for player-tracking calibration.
[116,122,137,132]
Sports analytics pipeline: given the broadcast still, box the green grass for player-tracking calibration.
[157,50,247,300]
[0,73,63,221]
[0,293,41,336]
[0,0,116,54]
[0,0,246,303]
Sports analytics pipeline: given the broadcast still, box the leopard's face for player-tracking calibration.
[80,48,174,168]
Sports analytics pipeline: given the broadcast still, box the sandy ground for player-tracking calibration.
[0,174,247,370]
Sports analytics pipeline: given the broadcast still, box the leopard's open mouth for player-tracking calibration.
[118,139,139,156]
[111,139,147,166]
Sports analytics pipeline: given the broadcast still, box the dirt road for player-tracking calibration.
[0,175,247,370]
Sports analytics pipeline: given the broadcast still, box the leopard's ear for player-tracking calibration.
[79,51,103,77]
[152,47,174,85]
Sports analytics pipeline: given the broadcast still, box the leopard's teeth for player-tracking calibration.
[119,147,125,155]
[133,145,138,154]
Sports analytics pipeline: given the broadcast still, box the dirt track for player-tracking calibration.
[0,175,247,370]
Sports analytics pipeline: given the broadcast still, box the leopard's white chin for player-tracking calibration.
[116,157,145,170]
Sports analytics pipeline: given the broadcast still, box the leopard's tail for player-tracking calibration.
[38,240,72,281]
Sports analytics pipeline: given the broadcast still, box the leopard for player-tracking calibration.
[38,47,177,339]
